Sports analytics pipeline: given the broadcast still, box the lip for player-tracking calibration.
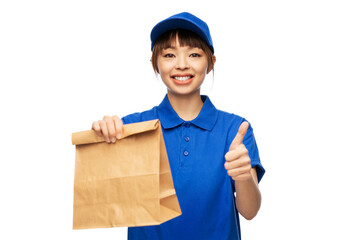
[171,74,194,85]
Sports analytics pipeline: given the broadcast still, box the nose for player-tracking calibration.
[175,55,189,70]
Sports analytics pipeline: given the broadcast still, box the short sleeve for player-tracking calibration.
[121,107,159,125]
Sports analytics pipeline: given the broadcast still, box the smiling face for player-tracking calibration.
[157,40,209,96]
[152,29,215,97]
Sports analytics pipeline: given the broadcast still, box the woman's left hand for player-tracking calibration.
[224,122,252,181]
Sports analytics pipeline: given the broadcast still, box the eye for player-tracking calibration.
[164,53,175,58]
[190,53,201,57]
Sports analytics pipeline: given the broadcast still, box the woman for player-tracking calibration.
[92,12,265,240]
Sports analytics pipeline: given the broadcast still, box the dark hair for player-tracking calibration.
[151,29,215,74]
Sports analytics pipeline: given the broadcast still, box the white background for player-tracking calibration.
[1,0,354,239]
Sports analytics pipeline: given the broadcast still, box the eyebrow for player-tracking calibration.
[163,46,199,50]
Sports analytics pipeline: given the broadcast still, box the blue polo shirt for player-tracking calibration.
[122,95,265,240]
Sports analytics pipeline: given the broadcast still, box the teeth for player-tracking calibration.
[174,76,192,81]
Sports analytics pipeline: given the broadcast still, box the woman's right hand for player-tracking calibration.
[92,115,123,143]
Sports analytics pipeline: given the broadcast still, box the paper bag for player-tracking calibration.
[72,119,181,229]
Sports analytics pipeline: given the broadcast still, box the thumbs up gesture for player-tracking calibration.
[224,122,252,181]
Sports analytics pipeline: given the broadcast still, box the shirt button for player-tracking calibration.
[183,150,189,156]
[185,136,190,142]
[184,122,191,128]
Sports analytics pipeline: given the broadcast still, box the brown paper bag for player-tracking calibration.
[72,119,181,229]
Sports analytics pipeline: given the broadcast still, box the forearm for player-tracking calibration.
[234,168,261,220]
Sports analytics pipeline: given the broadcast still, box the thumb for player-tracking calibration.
[229,121,249,150]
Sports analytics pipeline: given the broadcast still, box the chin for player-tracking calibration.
[168,88,201,97]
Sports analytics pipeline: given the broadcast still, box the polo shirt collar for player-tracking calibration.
[157,94,218,131]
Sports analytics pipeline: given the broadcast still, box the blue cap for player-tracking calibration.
[150,12,214,53]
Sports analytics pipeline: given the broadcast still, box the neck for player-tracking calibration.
[167,90,204,121]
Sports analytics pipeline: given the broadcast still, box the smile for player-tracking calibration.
[171,75,194,85]
[174,76,192,81]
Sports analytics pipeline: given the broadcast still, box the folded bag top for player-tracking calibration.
[72,119,160,146]
[72,119,181,229]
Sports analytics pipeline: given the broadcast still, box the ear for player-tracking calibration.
[207,55,216,74]
[151,58,160,74]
